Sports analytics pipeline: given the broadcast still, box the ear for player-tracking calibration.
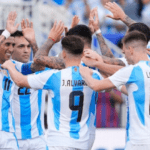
[129,46,134,55]
[62,50,66,59]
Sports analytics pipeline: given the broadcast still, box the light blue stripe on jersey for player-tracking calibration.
[70,66,82,139]
[127,66,145,125]
[19,88,31,139]
[37,90,43,135]
[43,72,61,130]
[2,76,13,132]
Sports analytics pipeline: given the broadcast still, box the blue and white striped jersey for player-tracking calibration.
[12,66,49,139]
[109,61,150,144]
[0,60,32,133]
[27,66,102,149]
[0,65,15,133]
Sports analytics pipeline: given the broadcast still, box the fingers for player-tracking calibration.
[21,18,33,29]
[15,23,20,29]
[71,15,80,28]
[106,14,114,19]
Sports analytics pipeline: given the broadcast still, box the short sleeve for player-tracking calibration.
[109,65,135,88]
[27,69,58,90]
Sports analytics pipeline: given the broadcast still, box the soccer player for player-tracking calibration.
[33,24,99,149]
[79,31,150,150]
[0,11,20,150]
[10,18,48,150]
[2,32,103,150]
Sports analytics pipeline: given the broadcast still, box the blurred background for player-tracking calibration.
[0,0,149,149]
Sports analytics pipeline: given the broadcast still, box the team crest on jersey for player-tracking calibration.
[0,69,8,77]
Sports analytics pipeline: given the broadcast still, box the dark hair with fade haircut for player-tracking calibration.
[66,24,92,45]
[122,31,147,47]
[128,23,150,42]
[61,35,84,55]
[11,30,23,37]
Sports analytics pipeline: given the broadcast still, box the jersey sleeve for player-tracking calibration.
[27,69,57,90]
[12,60,33,75]
[109,65,135,88]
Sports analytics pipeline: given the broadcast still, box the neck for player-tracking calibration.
[84,44,91,49]
[134,53,149,64]
[65,59,81,68]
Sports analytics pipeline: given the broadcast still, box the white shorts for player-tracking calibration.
[88,134,95,150]
[48,147,87,150]
[0,131,18,150]
[125,141,150,150]
[18,135,48,150]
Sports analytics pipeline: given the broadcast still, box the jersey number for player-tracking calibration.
[69,91,84,122]
[4,79,11,91]
[18,87,31,95]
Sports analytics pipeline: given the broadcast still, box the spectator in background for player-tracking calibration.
[97,89,123,128]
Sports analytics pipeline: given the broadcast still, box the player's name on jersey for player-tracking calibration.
[62,79,87,87]
[146,72,150,78]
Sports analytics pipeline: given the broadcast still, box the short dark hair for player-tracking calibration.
[61,35,84,55]
[128,23,150,42]
[11,30,23,37]
[66,24,92,46]
[122,31,147,47]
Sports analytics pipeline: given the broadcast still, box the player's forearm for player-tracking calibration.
[96,33,114,58]
[34,56,65,70]
[121,15,136,27]
[8,66,30,88]
[102,55,125,66]
[34,38,55,63]
[96,62,124,75]
[29,39,38,57]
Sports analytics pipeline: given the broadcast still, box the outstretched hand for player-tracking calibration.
[6,11,19,34]
[105,2,126,21]
[21,19,35,42]
[48,20,65,43]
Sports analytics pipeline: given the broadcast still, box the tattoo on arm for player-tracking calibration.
[35,56,65,70]
[0,36,6,45]
[30,40,38,57]
[96,33,114,58]
[33,38,65,70]
[30,63,45,73]
[102,55,125,66]
[122,15,136,27]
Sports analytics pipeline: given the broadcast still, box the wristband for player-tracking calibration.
[48,37,55,42]
[2,29,11,39]
[95,29,101,35]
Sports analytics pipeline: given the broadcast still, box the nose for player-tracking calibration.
[9,45,14,53]
[24,46,30,53]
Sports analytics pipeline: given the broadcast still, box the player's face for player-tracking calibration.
[0,37,14,64]
[12,36,31,63]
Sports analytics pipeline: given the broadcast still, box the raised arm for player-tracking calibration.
[0,11,19,45]
[91,8,114,58]
[33,21,65,69]
[21,19,38,56]
[105,2,136,27]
